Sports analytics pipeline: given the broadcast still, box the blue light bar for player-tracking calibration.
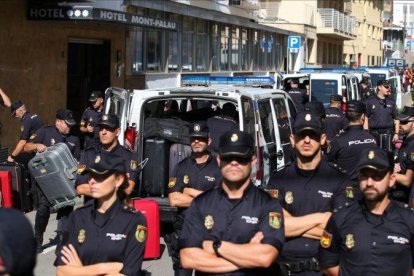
[359,66,393,70]
[299,67,367,73]
[181,76,275,87]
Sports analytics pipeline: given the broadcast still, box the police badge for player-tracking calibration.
[231,134,238,142]
[183,175,190,184]
[78,229,86,244]
[285,191,294,204]
[345,234,355,249]
[51,138,55,145]
[204,215,214,230]
[95,155,101,163]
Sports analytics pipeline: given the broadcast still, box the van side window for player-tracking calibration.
[258,100,275,144]
[241,97,255,137]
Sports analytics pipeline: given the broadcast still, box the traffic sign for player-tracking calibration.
[289,48,299,53]
[288,36,301,49]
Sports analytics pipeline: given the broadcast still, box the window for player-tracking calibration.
[168,14,180,71]
[220,25,230,70]
[241,29,249,70]
[146,30,162,71]
[196,19,209,71]
[182,17,194,71]
[131,28,144,72]
[252,31,260,70]
[212,24,220,71]
[231,27,240,71]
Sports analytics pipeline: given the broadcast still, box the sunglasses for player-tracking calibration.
[221,156,251,164]
[400,120,414,125]
[382,85,390,89]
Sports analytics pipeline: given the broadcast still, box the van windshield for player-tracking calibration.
[310,79,338,105]
[370,73,386,87]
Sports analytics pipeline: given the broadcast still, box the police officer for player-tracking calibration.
[8,100,43,163]
[364,79,400,152]
[324,95,348,143]
[24,108,80,253]
[179,130,284,275]
[266,111,352,276]
[79,91,104,149]
[55,153,147,275]
[359,78,372,101]
[167,121,222,276]
[319,147,414,276]
[392,106,414,203]
[76,114,139,200]
[326,100,377,194]
[288,79,308,111]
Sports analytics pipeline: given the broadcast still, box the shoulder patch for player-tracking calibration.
[168,177,176,188]
[265,189,279,199]
[77,164,86,175]
[410,152,414,162]
[29,134,37,140]
[135,225,147,243]
[320,229,332,248]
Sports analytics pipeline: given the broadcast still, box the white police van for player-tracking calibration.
[104,76,297,222]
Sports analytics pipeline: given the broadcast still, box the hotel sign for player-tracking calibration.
[27,5,179,31]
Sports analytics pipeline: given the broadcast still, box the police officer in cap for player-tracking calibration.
[364,79,400,151]
[167,121,221,276]
[80,91,104,149]
[392,106,414,203]
[319,147,414,276]
[326,100,377,195]
[179,130,284,275]
[24,108,80,253]
[8,100,43,163]
[288,79,308,111]
[76,114,139,201]
[359,78,372,101]
[55,152,147,275]
[267,111,352,276]
[324,95,348,143]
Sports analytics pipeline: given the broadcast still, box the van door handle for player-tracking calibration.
[276,150,284,159]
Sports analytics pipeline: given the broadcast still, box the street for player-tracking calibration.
[25,204,174,276]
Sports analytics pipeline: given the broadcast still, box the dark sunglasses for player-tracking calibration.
[221,156,251,164]
[383,85,390,89]
[400,120,414,125]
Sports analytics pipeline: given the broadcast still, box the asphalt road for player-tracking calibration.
[24,204,175,276]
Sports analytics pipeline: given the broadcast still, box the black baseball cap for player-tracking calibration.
[293,112,324,135]
[377,79,391,87]
[304,101,326,119]
[356,148,391,173]
[10,100,23,116]
[346,100,366,115]
[330,94,342,102]
[0,208,36,276]
[89,91,104,102]
[190,121,209,138]
[98,114,120,129]
[397,106,414,122]
[85,153,126,175]
[56,108,76,126]
[219,130,254,158]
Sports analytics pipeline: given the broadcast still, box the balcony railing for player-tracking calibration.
[318,8,356,37]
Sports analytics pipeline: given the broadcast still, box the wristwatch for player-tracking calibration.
[212,239,222,257]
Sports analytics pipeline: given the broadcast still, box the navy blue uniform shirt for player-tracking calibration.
[267,159,352,259]
[21,112,43,140]
[365,96,398,130]
[80,107,102,148]
[30,125,80,160]
[179,184,284,275]
[288,88,308,110]
[55,199,147,275]
[319,200,414,276]
[395,134,414,203]
[76,144,139,188]
[324,107,348,141]
[326,125,377,183]
[207,116,239,152]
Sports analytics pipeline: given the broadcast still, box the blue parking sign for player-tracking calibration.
[288,36,301,49]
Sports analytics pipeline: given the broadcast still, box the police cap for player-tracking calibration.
[219,130,254,158]
[85,152,126,175]
[304,101,326,118]
[190,121,209,138]
[293,112,323,135]
[356,148,391,173]
[98,114,120,129]
[396,106,414,122]
[0,208,36,276]
[377,79,391,88]
[330,94,343,103]
[10,100,23,116]
[360,78,369,85]
[56,108,76,126]
[89,91,104,102]
[346,100,366,115]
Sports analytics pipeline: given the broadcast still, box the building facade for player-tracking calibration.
[343,0,384,67]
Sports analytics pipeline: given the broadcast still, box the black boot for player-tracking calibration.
[35,233,43,254]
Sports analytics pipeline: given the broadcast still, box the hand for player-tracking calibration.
[36,144,47,153]
[60,244,83,266]
[202,240,215,254]
[394,163,401,173]
[249,231,264,244]
[7,156,14,163]
[392,133,399,143]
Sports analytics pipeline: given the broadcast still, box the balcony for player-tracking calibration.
[317,8,356,40]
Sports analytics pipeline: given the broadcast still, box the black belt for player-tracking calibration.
[279,257,320,274]
[370,128,392,134]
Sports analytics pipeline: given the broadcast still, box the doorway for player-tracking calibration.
[66,39,110,141]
